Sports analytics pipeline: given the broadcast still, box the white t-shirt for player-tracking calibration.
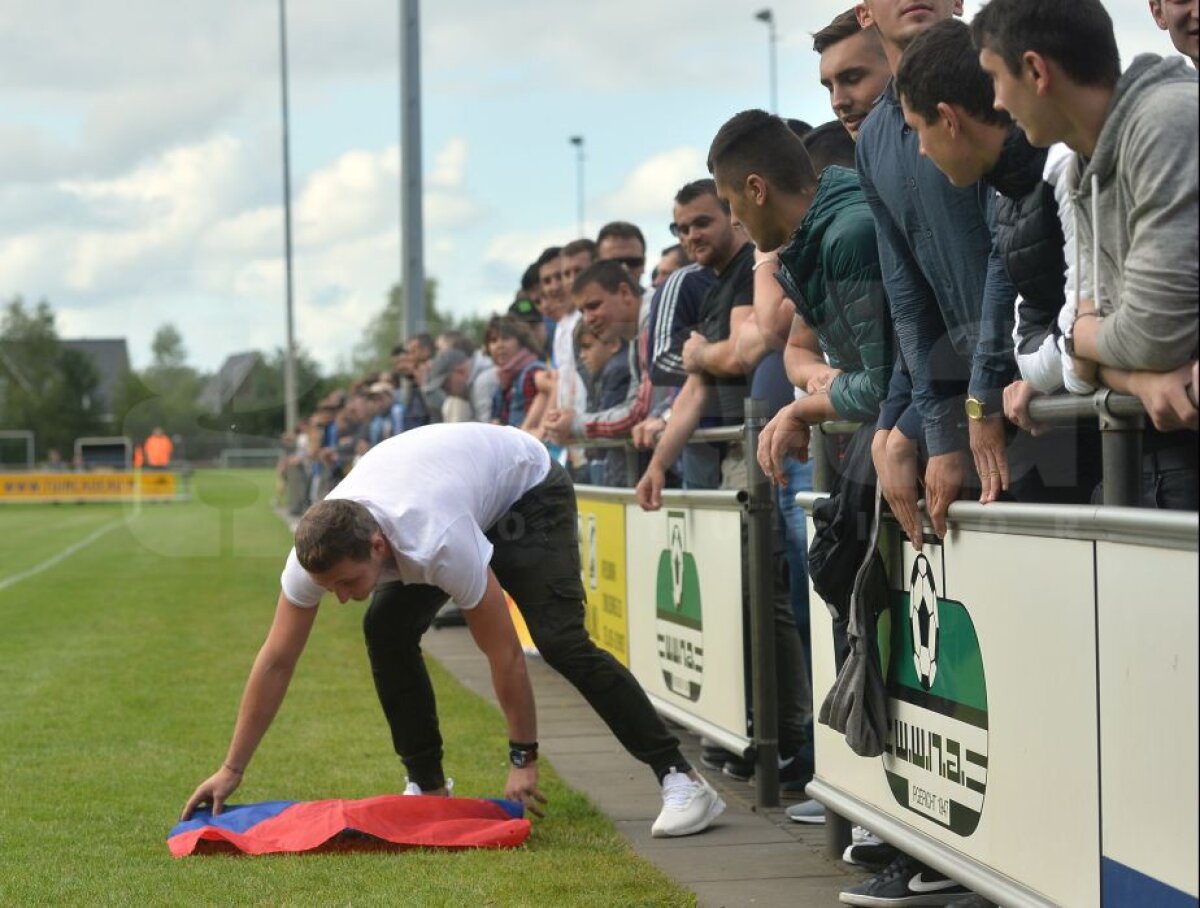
[281,424,551,609]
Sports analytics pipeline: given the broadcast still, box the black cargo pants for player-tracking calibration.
[362,460,690,790]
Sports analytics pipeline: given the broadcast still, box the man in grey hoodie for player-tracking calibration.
[974,0,1198,508]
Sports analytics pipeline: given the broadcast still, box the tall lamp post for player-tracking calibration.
[399,0,426,341]
[569,135,585,237]
[755,8,778,115]
[277,0,298,433]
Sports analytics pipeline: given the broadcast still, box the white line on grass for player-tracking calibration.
[0,520,123,593]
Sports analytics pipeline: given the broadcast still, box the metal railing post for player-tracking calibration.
[811,425,832,494]
[1095,391,1143,507]
[826,808,854,861]
[624,446,639,486]
[743,398,779,807]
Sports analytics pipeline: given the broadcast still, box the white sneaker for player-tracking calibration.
[851,825,878,845]
[651,769,725,837]
[403,777,454,796]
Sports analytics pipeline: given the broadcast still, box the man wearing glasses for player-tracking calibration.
[596,221,648,286]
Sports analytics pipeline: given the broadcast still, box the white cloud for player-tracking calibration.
[480,147,706,280]
[483,227,572,276]
[0,131,481,372]
[0,0,1178,378]
[429,137,468,189]
[595,147,708,229]
[294,147,398,247]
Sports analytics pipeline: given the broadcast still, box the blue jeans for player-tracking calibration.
[775,458,813,695]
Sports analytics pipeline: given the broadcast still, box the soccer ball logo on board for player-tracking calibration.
[910,555,939,690]
[654,511,704,701]
[881,553,989,837]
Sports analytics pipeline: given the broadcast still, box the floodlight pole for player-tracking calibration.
[400,0,426,341]
[755,8,779,115]
[278,0,298,433]
[569,135,585,236]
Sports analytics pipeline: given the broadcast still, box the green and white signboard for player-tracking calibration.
[880,553,988,836]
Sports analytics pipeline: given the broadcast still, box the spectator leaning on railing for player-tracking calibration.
[893,17,1103,503]
[541,260,652,446]
[634,179,756,501]
[856,0,1021,552]
[813,8,892,142]
[835,0,1008,902]
[973,0,1199,508]
[704,110,892,481]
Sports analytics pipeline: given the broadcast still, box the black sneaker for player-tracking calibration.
[725,752,813,792]
[840,854,970,906]
[700,746,737,772]
[778,752,813,794]
[843,833,902,873]
[722,754,755,781]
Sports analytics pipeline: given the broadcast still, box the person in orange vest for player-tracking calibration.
[144,427,173,469]
[133,445,145,468]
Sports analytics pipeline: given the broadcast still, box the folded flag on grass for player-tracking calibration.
[168,794,529,857]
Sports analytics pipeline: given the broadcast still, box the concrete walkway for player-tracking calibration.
[422,624,866,908]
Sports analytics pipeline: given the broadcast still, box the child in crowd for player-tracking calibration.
[575,319,632,487]
[484,315,550,435]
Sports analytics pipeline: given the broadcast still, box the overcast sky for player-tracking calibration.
[0,1,1173,374]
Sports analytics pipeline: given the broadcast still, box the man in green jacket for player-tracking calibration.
[706,108,893,480]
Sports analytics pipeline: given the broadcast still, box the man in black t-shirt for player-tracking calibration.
[692,240,756,426]
[636,180,813,794]
[636,179,754,502]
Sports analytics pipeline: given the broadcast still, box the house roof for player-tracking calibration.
[198,351,262,411]
[61,338,131,418]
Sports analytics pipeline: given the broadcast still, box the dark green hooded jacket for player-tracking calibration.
[776,165,893,422]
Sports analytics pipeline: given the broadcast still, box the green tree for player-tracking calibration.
[348,279,491,376]
[113,322,207,448]
[150,323,187,370]
[0,297,102,460]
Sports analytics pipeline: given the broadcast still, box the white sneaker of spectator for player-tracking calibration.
[651,768,725,837]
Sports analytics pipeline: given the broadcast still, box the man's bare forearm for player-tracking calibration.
[648,376,706,470]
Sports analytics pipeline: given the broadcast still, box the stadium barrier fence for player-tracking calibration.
[575,392,1197,906]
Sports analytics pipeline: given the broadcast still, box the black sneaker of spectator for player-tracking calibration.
[723,751,813,795]
[700,745,737,772]
[721,754,755,781]
[843,834,901,873]
[839,853,970,906]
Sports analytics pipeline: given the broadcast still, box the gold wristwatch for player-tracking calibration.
[964,397,989,421]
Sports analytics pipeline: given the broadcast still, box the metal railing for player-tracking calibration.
[810,390,1153,506]
[575,390,1185,815]
[804,390,1191,868]
[576,407,782,807]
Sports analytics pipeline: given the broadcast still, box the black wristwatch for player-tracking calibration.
[509,741,538,769]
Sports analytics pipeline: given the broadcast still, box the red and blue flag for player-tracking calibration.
[168,794,529,857]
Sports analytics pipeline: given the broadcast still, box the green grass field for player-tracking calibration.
[0,470,694,906]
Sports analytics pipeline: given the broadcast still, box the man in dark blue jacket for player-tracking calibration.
[856,0,1017,548]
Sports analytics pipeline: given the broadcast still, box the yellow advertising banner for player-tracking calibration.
[504,592,538,655]
[0,471,178,502]
[576,496,629,666]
